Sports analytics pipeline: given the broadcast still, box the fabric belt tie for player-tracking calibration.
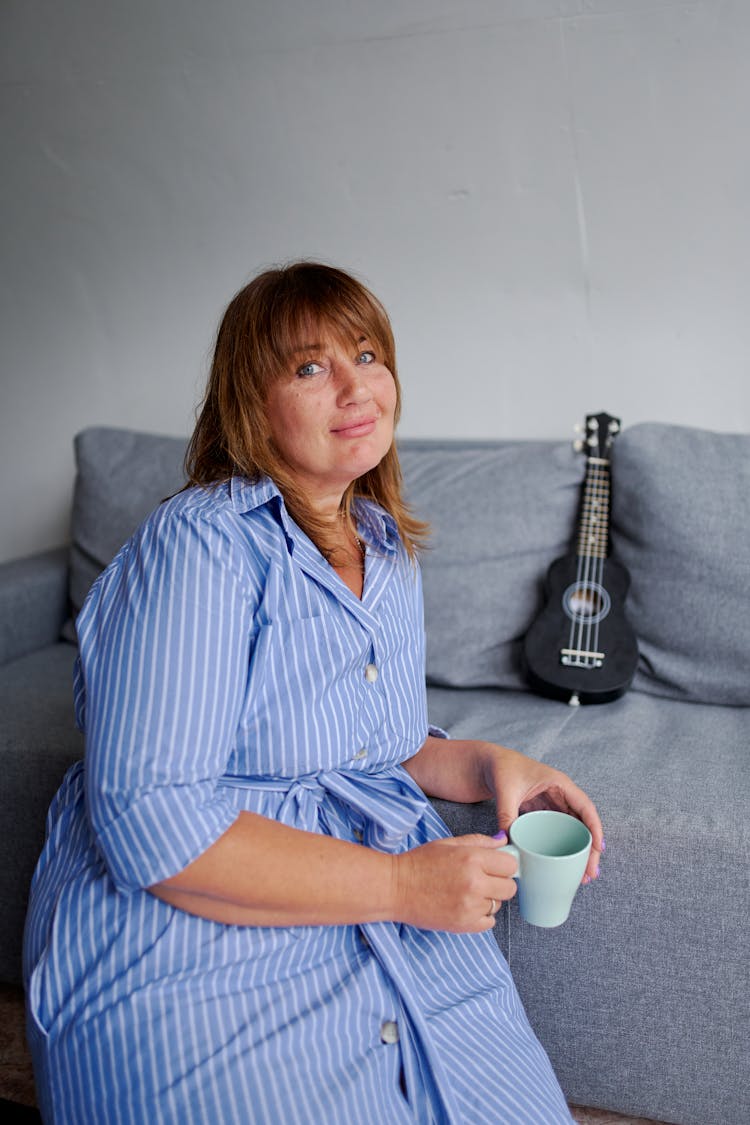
[221,765,460,1122]
[222,765,429,851]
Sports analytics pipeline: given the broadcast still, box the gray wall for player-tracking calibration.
[2,1,749,563]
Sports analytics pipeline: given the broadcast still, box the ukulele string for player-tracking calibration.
[576,459,595,667]
[569,447,589,661]
[582,480,595,667]
[589,465,603,666]
[592,462,609,665]
[586,464,601,665]
[569,541,583,660]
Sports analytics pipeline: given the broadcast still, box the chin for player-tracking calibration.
[359,443,392,476]
[343,436,391,471]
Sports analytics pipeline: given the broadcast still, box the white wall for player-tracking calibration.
[2,0,749,563]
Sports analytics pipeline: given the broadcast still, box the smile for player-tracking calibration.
[331,417,378,438]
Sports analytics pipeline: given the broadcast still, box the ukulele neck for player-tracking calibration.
[576,456,611,560]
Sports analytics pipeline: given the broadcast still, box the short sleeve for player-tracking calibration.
[77,500,255,892]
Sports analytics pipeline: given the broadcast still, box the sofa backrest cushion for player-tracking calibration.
[67,427,188,627]
[70,423,748,705]
[610,422,750,705]
[399,440,584,689]
[67,429,584,693]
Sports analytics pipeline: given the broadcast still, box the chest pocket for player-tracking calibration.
[367,598,428,750]
[240,615,367,774]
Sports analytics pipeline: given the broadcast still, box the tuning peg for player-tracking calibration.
[608,419,620,434]
[587,435,598,448]
[573,423,584,434]
[573,438,585,453]
[588,417,599,431]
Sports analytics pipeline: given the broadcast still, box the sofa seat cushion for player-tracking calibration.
[0,643,83,983]
[426,684,750,1125]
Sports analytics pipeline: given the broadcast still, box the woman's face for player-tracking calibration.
[265,333,397,512]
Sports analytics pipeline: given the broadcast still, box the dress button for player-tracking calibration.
[380,1020,399,1045]
[365,663,379,683]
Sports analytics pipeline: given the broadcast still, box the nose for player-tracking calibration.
[336,358,372,405]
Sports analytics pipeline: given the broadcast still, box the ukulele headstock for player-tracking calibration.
[574,413,620,460]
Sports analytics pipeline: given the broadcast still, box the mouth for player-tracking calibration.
[331,416,379,438]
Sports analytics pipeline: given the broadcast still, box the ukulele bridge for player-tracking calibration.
[560,648,605,668]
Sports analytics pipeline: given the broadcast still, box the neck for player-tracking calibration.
[304,486,349,526]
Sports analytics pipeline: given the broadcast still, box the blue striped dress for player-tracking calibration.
[23,475,573,1124]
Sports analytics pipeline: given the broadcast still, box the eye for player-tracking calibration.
[357,350,376,365]
[296,360,325,378]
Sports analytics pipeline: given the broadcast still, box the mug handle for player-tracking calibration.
[497,843,521,879]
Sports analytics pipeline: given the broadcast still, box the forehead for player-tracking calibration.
[277,306,376,359]
[287,332,368,356]
[260,288,392,385]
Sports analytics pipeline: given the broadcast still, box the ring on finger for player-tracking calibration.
[486,898,497,917]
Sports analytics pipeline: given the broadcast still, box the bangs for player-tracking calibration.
[251,264,395,383]
[188,258,423,555]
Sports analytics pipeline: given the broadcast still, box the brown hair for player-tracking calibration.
[186,261,428,558]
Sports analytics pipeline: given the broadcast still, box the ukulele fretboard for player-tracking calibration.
[576,457,610,560]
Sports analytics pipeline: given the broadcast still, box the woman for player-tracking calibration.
[24,262,603,1124]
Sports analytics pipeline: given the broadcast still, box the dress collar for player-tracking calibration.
[227,475,400,554]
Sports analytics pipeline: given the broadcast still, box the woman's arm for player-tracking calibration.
[402,735,495,803]
[150,809,518,934]
[403,735,604,883]
[150,813,394,926]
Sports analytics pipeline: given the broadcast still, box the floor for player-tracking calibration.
[0,986,36,1108]
[0,983,666,1123]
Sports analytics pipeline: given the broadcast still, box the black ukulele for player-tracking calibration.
[523,412,638,705]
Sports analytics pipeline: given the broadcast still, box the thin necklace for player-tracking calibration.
[340,509,365,546]
[331,511,365,571]
[353,531,366,570]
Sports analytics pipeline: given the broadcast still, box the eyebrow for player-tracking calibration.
[288,336,369,357]
[288,343,322,356]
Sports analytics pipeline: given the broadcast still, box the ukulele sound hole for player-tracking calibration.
[563,582,611,625]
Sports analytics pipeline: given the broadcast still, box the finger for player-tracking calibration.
[485,850,519,879]
[479,882,514,927]
[495,786,525,835]
[583,840,603,884]
[495,876,518,902]
[540,794,602,881]
[556,793,603,882]
[560,791,604,882]
[484,875,518,909]
[519,792,568,816]
[556,781,604,849]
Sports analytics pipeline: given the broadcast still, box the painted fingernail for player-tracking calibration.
[595,866,601,878]
[493,831,508,844]
[601,838,606,853]
[582,874,591,885]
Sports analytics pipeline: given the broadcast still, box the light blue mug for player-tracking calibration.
[497,810,592,927]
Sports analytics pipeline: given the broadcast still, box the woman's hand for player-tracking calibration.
[404,736,604,885]
[476,742,604,884]
[392,835,518,933]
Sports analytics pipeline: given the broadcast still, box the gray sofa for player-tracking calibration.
[1,423,748,1125]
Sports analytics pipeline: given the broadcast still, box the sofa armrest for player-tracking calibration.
[0,547,70,665]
